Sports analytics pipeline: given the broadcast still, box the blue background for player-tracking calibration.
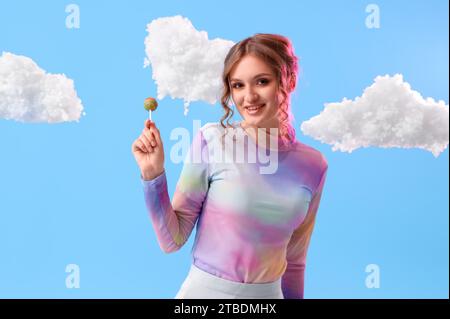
[0,0,448,298]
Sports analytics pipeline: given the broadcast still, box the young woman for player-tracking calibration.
[131,33,328,299]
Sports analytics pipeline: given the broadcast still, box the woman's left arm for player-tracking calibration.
[281,164,328,299]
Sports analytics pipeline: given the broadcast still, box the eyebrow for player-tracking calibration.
[230,73,272,82]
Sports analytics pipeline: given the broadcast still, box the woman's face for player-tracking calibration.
[229,54,280,129]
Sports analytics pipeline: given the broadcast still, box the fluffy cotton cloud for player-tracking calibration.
[144,15,235,115]
[301,74,449,157]
[0,52,84,123]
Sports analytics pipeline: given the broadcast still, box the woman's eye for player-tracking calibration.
[232,79,268,89]
[258,78,269,85]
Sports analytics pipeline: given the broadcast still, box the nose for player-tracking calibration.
[244,89,259,103]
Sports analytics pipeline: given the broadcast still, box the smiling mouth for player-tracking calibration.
[245,104,265,113]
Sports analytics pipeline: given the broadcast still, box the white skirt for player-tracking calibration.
[175,264,284,299]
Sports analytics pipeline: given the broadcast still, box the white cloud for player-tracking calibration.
[0,52,84,123]
[144,15,235,115]
[301,74,449,157]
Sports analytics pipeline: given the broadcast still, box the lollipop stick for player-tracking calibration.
[149,110,152,121]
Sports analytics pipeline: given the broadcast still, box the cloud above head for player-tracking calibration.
[0,52,84,123]
[144,15,235,115]
[301,74,449,157]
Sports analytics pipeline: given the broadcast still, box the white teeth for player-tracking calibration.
[247,104,264,111]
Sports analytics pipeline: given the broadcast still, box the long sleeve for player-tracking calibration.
[281,165,328,299]
[141,129,210,253]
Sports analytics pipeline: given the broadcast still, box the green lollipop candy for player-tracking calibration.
[144,97,158,120]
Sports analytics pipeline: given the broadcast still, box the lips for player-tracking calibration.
[245,104,265,114]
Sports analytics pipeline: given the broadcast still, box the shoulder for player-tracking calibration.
[198,121,231,133]
[289,140,328,192]
[198,122,231,144]
[199,122,224,134]
[292,141,328,171]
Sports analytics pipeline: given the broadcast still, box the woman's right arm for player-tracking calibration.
[132,121,210,253]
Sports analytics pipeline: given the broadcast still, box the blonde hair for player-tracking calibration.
[220,33,299,148]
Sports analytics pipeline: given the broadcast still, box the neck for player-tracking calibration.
[240,120,281,150]
[240,118,280,134]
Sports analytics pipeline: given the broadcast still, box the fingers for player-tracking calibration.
[133,120,161,154]
[143,130,156,148]
[148,122,162,146]
[141,128,156,150]
[143,121,162,147]
[140,135,154,153]
[136,139,149,153]
[133,139,149,153]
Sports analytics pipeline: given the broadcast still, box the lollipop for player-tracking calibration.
[144,97,158,121]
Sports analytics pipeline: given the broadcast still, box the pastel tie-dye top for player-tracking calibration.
[141,121,328,299]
